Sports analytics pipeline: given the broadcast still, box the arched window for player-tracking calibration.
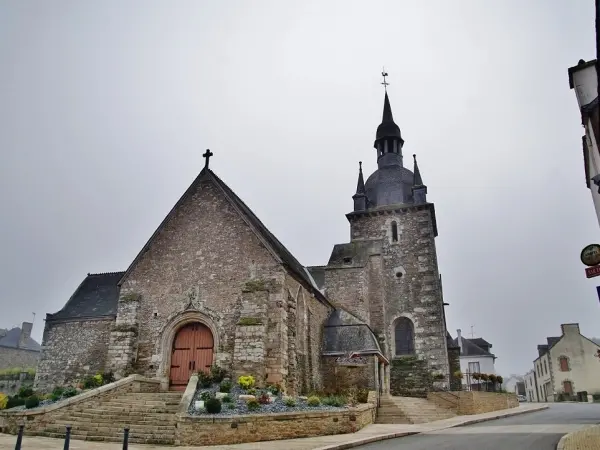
[394,317,415,356]
[391,221,398,242]
[559,356,570,372]
[563,380,573,394]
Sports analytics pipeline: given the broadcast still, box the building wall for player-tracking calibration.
[106,178,328,393]
[534,353,553,402]
[341,205,448,379]
[524,370,538,402]
[549,324,600,396]
[0,347,39,371]
[459,355,495,376]
[34,318,113,391]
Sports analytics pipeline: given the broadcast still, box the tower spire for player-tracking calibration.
[374,71,404,168]
[352,161,367,211]
[412,154,428,204]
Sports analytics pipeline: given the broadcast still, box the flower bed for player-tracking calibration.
[188,372,353,417]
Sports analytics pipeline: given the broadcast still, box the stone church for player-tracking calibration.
[35,91,455,395]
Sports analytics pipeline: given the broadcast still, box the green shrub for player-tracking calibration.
[356,388,369,403]
[200,391,212,402]
[246,399,260,411]
[219,381,232,393]
[222,395,232,403]
[52,386,64,397]
[6,396,25,409]
[0,393,7,410]
[50,393,61,402]
[205,397,222,414]
[17,386,33,398]
[284,397,296,407]
[227,402,235,409]
[102,372,115,384]
[63,387,77,398]
[93,374,103,386]
[247,388,257,395]
[238,375,255,390]
[210,366,228,383]
[83,376,99,389]
[25,395,40,409]
[267,383,281,395]
[307,396,321,407]
[322,395,346,407]
[592,393,600,402]
[197,372,213,388]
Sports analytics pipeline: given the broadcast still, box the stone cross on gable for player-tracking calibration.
[203,149,213,169]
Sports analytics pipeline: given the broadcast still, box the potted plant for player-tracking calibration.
[454,370,464,380]
[472,372,481,390]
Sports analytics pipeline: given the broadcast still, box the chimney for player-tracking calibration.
[561,323,580,336]
[18,322,32,349]
[456,329,463,353]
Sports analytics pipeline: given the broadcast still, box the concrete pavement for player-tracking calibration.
[0,403,547,449]
[356,403,600,450]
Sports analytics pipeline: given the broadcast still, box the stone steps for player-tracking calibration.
[32,391,181,444]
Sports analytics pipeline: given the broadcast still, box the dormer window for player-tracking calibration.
[343,257,352,265]
[391,221,398,242]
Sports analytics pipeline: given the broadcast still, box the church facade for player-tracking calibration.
[35,91,453,395]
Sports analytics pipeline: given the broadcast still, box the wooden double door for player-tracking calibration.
[170,322,214,390]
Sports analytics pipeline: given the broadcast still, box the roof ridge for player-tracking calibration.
[87,271,126,277]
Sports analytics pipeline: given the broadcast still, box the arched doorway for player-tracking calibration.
[170,322,214,390]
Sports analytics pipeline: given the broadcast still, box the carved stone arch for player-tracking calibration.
[156,310,220,381]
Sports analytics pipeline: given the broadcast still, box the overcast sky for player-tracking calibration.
[0,1,598,377]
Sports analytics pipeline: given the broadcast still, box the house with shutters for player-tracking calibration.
[532,323,600,402]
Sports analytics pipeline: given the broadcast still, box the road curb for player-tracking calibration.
[314,406,549,450]
[556,432,567,450]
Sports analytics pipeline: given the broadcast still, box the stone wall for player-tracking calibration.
[0,375,161,435]
[175,403,376,446]
[325,203,449,384]
[427,391,519,415]
[0,347,39,371]
[448,346,461,391]
[34,318,113,391]
[322,355,377,393]
[0,373,34,396]
[389,356,432,397]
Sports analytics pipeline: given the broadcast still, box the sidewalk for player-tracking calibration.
[0,404,548,450]
[557,424,600,450]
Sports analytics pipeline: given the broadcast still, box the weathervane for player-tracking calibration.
[381,67,389,91]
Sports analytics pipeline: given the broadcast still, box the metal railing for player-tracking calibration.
[13,424,131,450]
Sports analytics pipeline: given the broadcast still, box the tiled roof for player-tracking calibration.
[0,327,41,351]
[48,272,124,321]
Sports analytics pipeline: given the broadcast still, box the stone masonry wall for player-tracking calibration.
[175,403,376,446]
[322,355,377,393]
[109,178,293,386]
[0,347,40,371]
[323,268,368,323]
[428,391,518,415]
[448,346,461,391]
[35,318,113,391]
[347,204,449,378]
[285,275,332,394]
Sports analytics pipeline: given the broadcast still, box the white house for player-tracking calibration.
[568,59,600,228]
[453,329,496,389]
[524,370,539,402]
[532,323,600,402]
[503,375,526,396]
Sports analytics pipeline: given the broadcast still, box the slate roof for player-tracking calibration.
[0,327,41,351]
[48,272,124,321]
[306,266,325,290]
[451,335,495,358]
[322,309,382,355]
[119,168,329,306]
[468,338,492,349]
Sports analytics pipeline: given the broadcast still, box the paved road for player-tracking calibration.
[357,404,600,450]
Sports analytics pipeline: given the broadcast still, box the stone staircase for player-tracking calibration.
[376,395,457,424]
[35,392,181,445]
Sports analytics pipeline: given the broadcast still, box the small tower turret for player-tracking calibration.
[412,154,427,204]
[352,161,367,211]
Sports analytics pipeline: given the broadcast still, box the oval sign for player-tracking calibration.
[581,244,600,266]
